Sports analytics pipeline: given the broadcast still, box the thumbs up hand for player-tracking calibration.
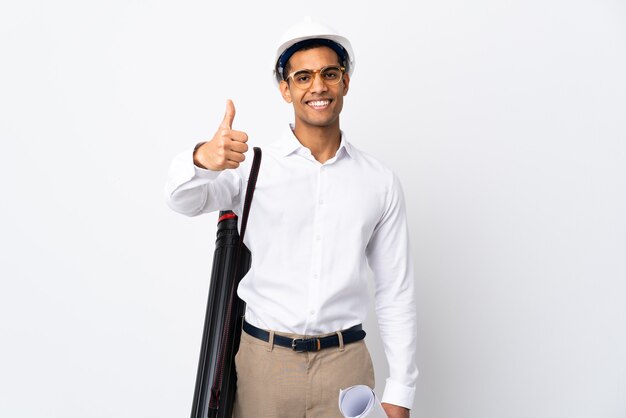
[193,99,249,171]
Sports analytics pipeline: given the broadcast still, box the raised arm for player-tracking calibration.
[164,100,250,217]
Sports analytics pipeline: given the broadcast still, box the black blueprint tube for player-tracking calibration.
[191,210,251,418]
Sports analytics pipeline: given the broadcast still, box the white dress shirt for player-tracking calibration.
[164,125,418,408]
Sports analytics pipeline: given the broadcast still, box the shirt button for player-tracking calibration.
[315,235,321,241]
[318,199,324,205]
[313,273,319,279]
[309,309,315,315]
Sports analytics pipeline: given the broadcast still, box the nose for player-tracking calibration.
[308,71,328,93]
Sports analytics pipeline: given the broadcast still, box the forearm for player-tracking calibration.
[373,240,418,407]
[164,147,239,216]
[377,301,418,408]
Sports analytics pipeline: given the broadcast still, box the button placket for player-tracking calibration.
[307,166,326,325]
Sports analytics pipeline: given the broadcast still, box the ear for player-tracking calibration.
[341,73,350,96]
[279,80,293,103]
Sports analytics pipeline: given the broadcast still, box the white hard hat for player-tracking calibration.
[272,16,355,86]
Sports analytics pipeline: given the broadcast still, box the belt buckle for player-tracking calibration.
[291,338,321,352]
[292,338,305,352]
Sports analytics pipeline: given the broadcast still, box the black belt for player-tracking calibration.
[242,320,366,352]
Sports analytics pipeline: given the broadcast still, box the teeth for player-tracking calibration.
[308,100,330,107]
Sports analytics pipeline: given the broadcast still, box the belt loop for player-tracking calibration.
[267,330,275,352]
[336,331,345,352]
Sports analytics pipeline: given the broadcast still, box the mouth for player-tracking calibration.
[305,99,332,110]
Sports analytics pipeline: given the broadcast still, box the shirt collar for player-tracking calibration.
[277,124,354,160]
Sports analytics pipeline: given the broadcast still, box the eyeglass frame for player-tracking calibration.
[283,65,347,89]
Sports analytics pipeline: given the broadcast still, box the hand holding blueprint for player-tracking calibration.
[338,385,387,418]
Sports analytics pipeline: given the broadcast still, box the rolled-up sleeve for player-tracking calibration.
[366,171,418,409]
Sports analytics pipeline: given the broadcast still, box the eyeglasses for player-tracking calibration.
[284,65,346,89]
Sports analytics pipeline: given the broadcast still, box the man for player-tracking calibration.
[165,17,417,418]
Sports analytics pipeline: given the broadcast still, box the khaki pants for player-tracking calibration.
[232,327,375,418]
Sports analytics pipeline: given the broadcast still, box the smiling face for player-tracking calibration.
[279,46,350,132]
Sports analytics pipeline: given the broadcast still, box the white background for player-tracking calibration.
[1,1,625,417]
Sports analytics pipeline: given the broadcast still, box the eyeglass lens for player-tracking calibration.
[292,66,343,88]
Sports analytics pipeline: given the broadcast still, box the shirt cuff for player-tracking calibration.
[381,378,415,410]
[193,163,221,180]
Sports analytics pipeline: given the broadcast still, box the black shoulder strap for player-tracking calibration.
[239,147,262,242]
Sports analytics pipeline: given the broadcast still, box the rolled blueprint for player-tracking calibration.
[338,385,387,418]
